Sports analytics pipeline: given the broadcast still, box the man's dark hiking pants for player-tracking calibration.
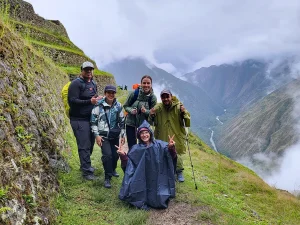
[70,119,95,176]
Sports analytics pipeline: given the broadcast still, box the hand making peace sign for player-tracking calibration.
[168,134,175,148]
[115,144,126,155]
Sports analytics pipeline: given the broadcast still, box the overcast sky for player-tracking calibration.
[25,0,300,74]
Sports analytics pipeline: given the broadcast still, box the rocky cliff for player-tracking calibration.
[0,0,114,224]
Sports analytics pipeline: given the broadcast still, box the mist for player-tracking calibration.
[25,0,300,73]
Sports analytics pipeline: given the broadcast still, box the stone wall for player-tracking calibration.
[0,19,69,224]
[14,22,80,50]
[33,44,91,67]
[6,0,69,37]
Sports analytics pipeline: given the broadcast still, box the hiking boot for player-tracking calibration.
[83,174,98,181]
[112,170,119,177]
[80,166,96,173]
[104,179,112,188]
[177,172,185,182]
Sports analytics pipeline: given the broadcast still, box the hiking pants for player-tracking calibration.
[176,154,184,173]
[70,119,95,176]
[101,137,119,179]
[126,125,137,150]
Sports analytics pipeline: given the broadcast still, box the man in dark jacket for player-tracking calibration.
[68,61,102,180]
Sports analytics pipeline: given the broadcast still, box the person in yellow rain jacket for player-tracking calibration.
[149,89,190,182]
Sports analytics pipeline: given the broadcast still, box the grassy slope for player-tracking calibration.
[55,90,300,225]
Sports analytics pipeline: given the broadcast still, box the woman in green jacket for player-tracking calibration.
[123,75,157,150]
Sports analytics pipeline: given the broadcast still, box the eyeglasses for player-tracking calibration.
[83,67,94,72]
[161,94,170,99]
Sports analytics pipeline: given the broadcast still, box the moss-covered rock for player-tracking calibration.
[0,16,71,223]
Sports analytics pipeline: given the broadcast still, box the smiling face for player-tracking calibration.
[161,93,172,106]
[139,130,151,144]
[81,67,94,81]
[141,77,152,94]
[105,90,116,102]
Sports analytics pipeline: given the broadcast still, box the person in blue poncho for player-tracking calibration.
[116,120,177,210]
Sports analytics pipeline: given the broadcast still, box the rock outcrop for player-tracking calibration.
[0,0,115,224]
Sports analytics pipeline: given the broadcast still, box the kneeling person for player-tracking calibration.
[117,120,177,210]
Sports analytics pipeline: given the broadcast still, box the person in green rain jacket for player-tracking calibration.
[123,75,157,150]
[149,89,190,182]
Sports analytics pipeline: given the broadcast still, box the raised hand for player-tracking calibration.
[141,104,146,113]
[149,107,156,115]
[168,134,175,147]
[115,144,126,155]
[131,108,137,115]
[180,104,185,113]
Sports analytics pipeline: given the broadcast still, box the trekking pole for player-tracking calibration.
[182,119,198,190]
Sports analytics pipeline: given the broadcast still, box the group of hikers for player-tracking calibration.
[62,61,191,210]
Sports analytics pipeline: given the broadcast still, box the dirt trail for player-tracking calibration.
[147,200,214,225]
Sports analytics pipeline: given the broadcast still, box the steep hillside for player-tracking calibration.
[55,90,300,225]
[183,59,292,114]
[215,79,300,159]
[5,0,115,93]
[0,0,115,224]
[0,17,70,224]
[104,58,224,142]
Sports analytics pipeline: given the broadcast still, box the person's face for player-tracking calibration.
[161,94,172,106]
[140,130,150,144]
[105,91,116,102]
[141,78,152,93]
[81,67,94,80]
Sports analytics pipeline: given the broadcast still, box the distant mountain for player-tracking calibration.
[104,58,224,142]
[183,59,292,114]
[215,79,300,159]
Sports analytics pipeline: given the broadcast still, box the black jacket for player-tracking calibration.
[68,78,97,120]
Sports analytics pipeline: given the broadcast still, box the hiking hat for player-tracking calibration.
[104,85,116,93]
[81,61,94,70]
[160,89,172,96]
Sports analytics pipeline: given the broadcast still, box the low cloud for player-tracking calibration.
[26,0,300,73]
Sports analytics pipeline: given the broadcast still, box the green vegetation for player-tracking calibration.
[12,19,78,48]
[30,39,85,56]
[60,65,113,77]
[55,90,300,225]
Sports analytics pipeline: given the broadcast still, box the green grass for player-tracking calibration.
[55,92,300,225]
[29,39,85,56]
[59,66,113,77]
[11,19,78,48]
[55,132,149,225]
[56,129,300,224]
[56,90,300,225]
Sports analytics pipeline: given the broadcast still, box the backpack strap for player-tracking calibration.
[76,77,97,94]
[129,88,153,108]
[128,88,140,106]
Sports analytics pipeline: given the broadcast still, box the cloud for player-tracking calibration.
[266,144,300,192]
[25,0,300,73]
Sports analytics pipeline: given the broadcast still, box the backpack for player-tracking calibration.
[61,77,97,118]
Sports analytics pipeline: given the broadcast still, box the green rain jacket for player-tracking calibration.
[123,87,157,127]
[150,96,190,155]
